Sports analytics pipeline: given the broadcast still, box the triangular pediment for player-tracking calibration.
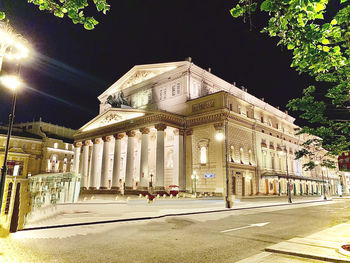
[79,108,149,132]
[98,61,189,101]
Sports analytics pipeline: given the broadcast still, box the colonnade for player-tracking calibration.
[73,124,184,192]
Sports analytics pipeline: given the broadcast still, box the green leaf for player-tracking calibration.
[321,39,330,45]
[340,0,348,3]
[330,19,337,25]
[287,43,295,50]
[315,3,324,12]
[322,46,329,52]
[0,11,5,20]
[260,0,271,11]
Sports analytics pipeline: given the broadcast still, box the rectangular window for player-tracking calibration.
[163,89,166,99]
[172,85,176,96]
[229,104,233,111]
[160,89,163,100]
[176,83,181,95]
[261,116,264,123]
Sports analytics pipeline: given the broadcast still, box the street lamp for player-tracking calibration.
[149,169,154,188]
[321,167,327,200]
[0,75,22,212]
[279,147,292,203]
[191,170,199,196]
[0,21,29,71]
[215,122,231,208]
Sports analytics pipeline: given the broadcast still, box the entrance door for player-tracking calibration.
[10,183,20,233]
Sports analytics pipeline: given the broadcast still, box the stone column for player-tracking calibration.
[73,142,82,174]
[111,133,124,190]
[125,131,136,189]
[89,138,102,190]
[100,136,112,189]
[173,129,184,189]
[139,128,150,189]
[155,124,167,190]
[81,140,91,190]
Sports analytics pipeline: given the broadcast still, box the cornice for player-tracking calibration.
[74,112,185,141]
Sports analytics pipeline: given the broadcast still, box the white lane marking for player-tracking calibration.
[221,222,270,233]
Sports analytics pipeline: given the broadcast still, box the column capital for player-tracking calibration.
[174,129,185,136]
[155,123,167,131]
[74,142,82,148]
[102,136,113,142]
[83,140,92,146]
[93,138,102,144]
[113,133,125,140]
[185,129,193,136]
[139,127,150,134]
[126,130,136,137]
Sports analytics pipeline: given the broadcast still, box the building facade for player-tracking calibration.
[339,152,350,171]
[0,119,76,177]
[73,61,341,197]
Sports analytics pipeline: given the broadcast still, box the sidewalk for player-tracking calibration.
[23,195,337,230]
[264,222,350,262]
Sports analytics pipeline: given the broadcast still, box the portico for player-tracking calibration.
[74,108,185,193]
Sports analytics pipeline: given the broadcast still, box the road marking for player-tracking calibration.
[221,222,270,233]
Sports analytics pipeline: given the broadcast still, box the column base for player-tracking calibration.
[111,186,120,190]
[80,187,87,190]
[89,187,97,190]
[154,186,165,191]
[125,186,134,190]
[137,186,148,191]
[99,186,108,190]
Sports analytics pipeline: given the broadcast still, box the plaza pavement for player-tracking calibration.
[24,195,335,230]
[1,195,350,262]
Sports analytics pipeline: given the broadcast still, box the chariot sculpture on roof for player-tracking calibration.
[106,91,131,108]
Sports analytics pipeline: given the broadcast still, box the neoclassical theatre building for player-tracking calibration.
[73,60,340,197]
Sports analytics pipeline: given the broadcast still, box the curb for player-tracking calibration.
[20,199,332,232]
[265,247,350,263]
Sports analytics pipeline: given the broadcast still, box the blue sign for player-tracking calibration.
[204,173,215,178]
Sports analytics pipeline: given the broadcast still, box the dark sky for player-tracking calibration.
[0,0,315,130]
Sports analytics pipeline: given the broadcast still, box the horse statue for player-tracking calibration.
[106,91,130,108]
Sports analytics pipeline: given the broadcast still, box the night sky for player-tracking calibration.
[0,0,315,130]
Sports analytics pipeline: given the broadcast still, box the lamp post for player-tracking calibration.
[279,147,292,203]
[315,160,327,200]
[149,169,154,188]
[191,170,199,196]
[215,121,230,208]
[0,75,22,212]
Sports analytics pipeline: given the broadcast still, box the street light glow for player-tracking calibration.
[322,167,326,171]
[315,160,320,165]
[1,75,22,91]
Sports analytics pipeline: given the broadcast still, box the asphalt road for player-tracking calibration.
[4,200,350,263]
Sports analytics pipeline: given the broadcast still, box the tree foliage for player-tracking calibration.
[231,0,349,169]
[0,0,110,30]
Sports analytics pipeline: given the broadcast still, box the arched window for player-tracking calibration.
[198,139,209,165]
[248,149,252,165]
[200,147,207,164]
[230,145,235,162]
[240,147,244,164]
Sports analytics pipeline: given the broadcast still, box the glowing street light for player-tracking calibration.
[0,75,23,212]
[0,75,22,90]
[0,21,29,71]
